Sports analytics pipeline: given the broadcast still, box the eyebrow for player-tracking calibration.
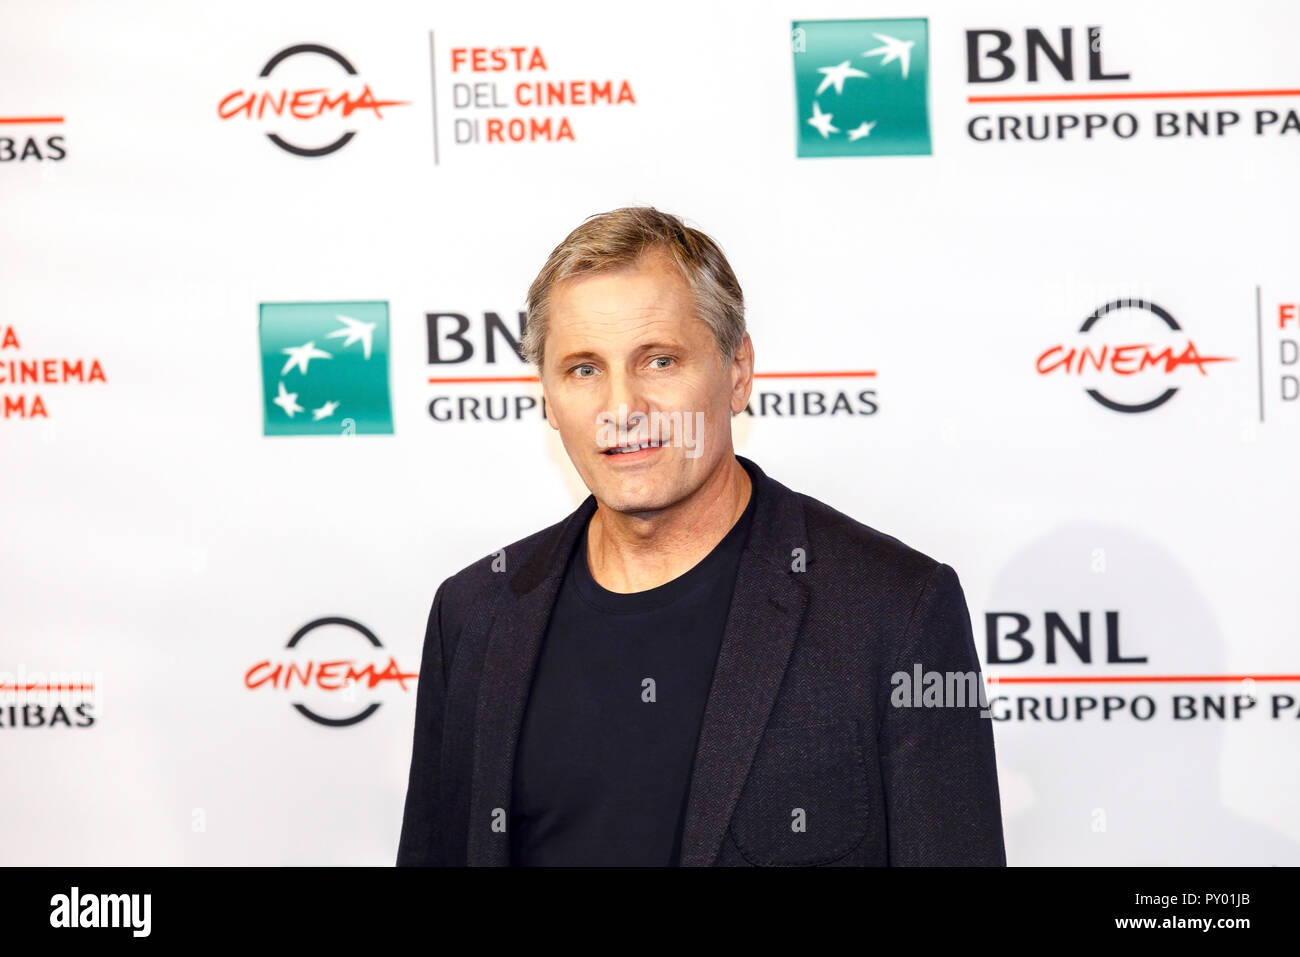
[635,341,685,354]
[555,350,602,367]
[554,342,686,367]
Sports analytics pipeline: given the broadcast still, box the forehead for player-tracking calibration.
[548,253,699,342]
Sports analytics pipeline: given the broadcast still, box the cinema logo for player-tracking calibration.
[966,25,1300,143]
[1036,299,1234,413]
[245,617,417,727]
[218,44,409,157]
[0,325,107,420]
[426,311,880,422]
[438,42,636,153]
[0,665,99,728]
[0,113,66,162]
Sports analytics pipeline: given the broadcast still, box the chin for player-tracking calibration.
[605,494,670,514]
[602,490,669,515]
[597,481,677,515]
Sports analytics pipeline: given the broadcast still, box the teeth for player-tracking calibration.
[608,440,661,454]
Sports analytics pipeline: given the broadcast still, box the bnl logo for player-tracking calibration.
[791,18,931,157]
[258,301,394,435]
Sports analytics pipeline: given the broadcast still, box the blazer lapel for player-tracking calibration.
[676,457,812,865]
[465,494,596,866]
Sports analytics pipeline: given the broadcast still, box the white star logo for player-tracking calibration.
[815,60,869,95]
[312,400,340,421]
[806,100,839,138]
[847,120,877,141]
[280,340,333,376]
[325,314,376,360]
[862,33,914,79]
[273,381,304,418]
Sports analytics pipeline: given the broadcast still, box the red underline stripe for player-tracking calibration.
[0,115,64,124]
[427,375,539,383]
[986,675,1300,684]
[967,89,1300,104]
[0,684,95,691]
[426,370,877,384]
[754,370,876,379]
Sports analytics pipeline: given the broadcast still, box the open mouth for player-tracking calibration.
[603,438,667,455]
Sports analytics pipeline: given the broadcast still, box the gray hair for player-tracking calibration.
[521,206,745,368]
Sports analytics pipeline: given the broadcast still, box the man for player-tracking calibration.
[397,206,1006,866]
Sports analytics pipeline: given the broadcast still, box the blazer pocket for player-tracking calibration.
[727,718,871,866]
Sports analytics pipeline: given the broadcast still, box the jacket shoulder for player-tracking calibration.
[795,490,944,591]
[791,490,967,671]
[432,507,578,633]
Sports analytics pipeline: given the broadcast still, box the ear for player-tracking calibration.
[729,333,755,415]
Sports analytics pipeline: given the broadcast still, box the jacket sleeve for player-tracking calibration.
[396,580,449,866]
[878,562,1007,866]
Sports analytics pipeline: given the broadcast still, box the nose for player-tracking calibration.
[600,369,653,443]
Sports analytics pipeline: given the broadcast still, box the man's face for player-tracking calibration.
[540,251,753,515]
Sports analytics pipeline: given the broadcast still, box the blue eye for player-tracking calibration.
[572,364,596,377]
[651,356,674,369]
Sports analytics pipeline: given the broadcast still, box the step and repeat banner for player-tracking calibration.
[2,0,1297,866]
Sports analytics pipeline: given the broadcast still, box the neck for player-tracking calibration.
[585,455,752,593]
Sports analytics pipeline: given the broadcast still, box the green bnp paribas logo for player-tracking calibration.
[792,18,930,157]
[258,301,393,436]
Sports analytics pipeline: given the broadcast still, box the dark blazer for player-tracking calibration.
[397,455,1006,866]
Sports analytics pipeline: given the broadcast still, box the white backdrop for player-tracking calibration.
[1,0,1297,865]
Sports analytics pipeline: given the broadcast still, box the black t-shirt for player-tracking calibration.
[509,464,758,866]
